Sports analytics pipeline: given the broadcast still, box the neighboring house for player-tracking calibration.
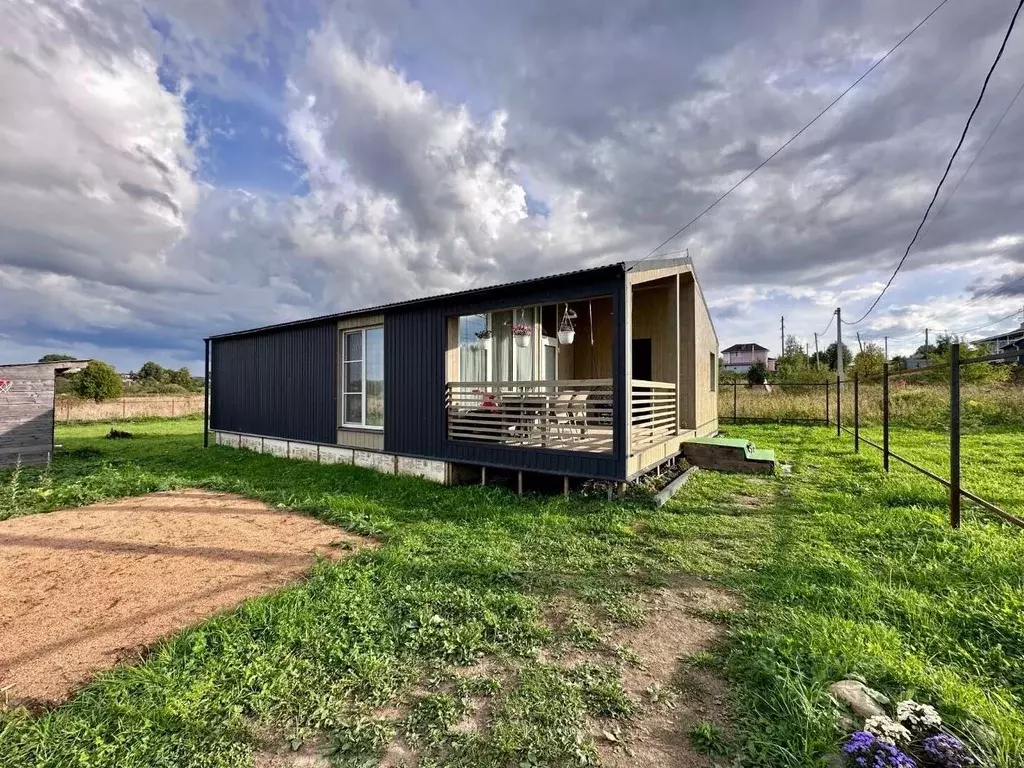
[974,320,1024,365]
[904,353,930,370]
[1,359,90,468]
[119,371,138,385]
[721,343,776,373]
[206,257,719,484]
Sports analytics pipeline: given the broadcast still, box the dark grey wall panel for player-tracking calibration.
[210,321,336,444]
[385,270,627,480]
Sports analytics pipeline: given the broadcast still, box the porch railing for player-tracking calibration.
[630,380,677,451]
[446,379,613,453]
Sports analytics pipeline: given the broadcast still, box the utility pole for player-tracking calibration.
[805,342,810,359]
[856,332,863,353]
[814,333,820,370]
[925,327,929,350]
[781,316,785,360]
[884,335,888,361]
[836,308,844,380]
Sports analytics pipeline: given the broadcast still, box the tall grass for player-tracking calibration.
[719,381,1024,430]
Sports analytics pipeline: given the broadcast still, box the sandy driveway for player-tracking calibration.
[0,489,371,705]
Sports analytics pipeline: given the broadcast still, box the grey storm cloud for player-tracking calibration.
[2,0,1023,369]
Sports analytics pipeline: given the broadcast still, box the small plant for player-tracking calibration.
[511,323,533,337]
[921,733,977,767]
[865,715,912,746]
[689,721,729,757]
[106,429,134,439]
[474,328,492,340]
[842,731,917,767]
[896,700,942,736]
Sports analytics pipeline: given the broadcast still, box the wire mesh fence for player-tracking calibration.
[721,345,1023,530]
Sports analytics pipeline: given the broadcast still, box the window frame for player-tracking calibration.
[341,326,384,430]
[710,351,718,392]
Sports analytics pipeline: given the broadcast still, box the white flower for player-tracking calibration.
[896,700,942,733]
[864,715,912,746]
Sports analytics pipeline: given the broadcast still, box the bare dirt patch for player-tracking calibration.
[0,489,372,705]
[543,580,739,767]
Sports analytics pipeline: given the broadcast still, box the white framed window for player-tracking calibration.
[710,352,718,391]
[342,327,384,428]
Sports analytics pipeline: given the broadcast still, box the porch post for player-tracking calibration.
[674,272,681,434]
[612,276,629,468]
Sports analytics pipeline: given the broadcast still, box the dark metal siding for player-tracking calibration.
[385,271,627,480]
[210,322,336,444]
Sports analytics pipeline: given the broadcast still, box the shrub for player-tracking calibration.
[747,361,768,385]
[72,361,122,402]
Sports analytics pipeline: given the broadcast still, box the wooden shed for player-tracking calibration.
[0,360,90,468]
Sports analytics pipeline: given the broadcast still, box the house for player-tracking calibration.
[205,257,719,485]
[119,371,138,385]
[721,343,776,373]
[974,319,1024,365]
[1,359,90,468]
[903,352,930,370]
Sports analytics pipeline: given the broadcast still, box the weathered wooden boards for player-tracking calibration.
[0,361,88,468]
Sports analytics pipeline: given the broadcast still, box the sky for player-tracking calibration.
[2,0,1023,373]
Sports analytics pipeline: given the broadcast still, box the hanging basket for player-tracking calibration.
[514,334,531,348]
[557,329,575,345]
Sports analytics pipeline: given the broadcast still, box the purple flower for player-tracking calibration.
[842,731,916,768]
[921,734,976,767]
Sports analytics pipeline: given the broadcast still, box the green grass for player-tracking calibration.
[1,420,1023,766]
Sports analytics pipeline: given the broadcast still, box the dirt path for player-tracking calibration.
[0,490,372,706]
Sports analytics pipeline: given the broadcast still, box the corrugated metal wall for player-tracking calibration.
[385,270,627,480]
[210,322,336,444]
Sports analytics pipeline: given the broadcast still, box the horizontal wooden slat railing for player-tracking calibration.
[630,379,677,452]
[446,379,614,453]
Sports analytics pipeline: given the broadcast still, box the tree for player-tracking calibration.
[822,342,853,372]
[38,353,77,363]
[776,335,821,382]
[747,361,768,385]
[167,366,194,389]
[852,343,886,377]
[137,361,167,382]
[73,361,122,402]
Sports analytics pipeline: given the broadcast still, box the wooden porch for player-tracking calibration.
[445,378,677,456]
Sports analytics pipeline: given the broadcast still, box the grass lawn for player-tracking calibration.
[1,418,1023,767]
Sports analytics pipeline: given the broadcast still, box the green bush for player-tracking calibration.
[72,361,122,402]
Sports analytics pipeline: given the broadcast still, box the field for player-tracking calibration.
[54,395,205,422]
[719,380,1024,430]
[1,419,1023,767]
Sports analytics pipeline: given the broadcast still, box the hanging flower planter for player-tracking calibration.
[557,307,578,345]
[512,323,533,348]
[474,328,492,350]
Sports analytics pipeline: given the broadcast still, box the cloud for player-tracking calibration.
[3,0,1024,371]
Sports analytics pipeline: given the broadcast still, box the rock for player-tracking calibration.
[823,754,846,768]
[828,680,889,719]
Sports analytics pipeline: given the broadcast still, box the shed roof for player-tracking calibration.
[0,359,91,373]
[207,257,696,341]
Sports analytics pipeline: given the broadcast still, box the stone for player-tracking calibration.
[828,680,889,720]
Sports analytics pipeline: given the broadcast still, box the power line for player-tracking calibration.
[819,310,836,337]
[844,0,1024,325]
[947,309,1023,337]
[626,0,952,272]
[918,75,1024,244]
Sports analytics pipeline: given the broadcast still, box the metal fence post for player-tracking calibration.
[825,379,830,425]
[836,374,842,437]
[854,373,860,453]
[733,380,738,423]
[950,344,961,529]
[882,362,890,472]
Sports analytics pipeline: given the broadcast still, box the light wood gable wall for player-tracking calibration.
[627,262,719,443]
